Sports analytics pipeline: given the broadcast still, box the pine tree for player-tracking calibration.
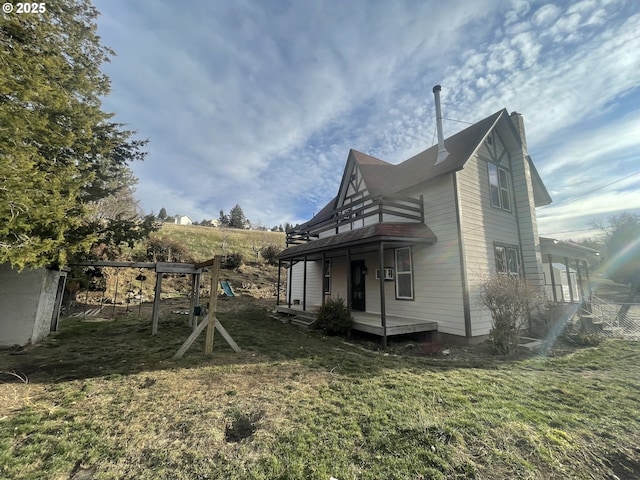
[0,1,148,269]
[158,207,167,221]
[218,209,229,227]
[229,204,245,229]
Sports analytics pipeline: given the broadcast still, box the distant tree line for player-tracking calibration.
[155,203,293,232]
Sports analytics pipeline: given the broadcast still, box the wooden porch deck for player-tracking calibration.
[275,306,438,337]
[351,312,438,336]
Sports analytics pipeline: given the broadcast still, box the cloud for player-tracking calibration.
[94,0,640,235]
[532,4,562,27]
[537,112,640,178]
[537,183,640,239]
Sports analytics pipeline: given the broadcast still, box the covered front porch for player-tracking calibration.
[277,219,439,347]
[275,305,439,337]
[539,237,600,305]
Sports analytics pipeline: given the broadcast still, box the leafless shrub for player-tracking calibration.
[477,275,542,354]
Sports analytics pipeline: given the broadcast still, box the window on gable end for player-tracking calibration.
[488,163,512,212]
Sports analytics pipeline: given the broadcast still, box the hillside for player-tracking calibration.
[68,225,287,308]
[152,224,287,263]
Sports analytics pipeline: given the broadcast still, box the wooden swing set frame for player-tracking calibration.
[71,256,239,357]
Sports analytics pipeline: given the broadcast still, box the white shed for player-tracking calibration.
[0,263,68,347]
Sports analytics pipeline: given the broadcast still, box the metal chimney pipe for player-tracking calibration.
[432,85,449,165]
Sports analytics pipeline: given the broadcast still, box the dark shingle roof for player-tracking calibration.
[380,110,504,195]
[350,149,394,197]
[304,110,505,228]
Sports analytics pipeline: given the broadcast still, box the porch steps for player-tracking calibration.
[291,314,318,329]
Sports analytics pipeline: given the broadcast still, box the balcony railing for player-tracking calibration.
[286,194,424,246]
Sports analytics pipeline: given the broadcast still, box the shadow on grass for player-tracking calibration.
[1,297,545,385]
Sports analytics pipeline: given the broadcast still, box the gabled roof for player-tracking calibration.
[304,110,504,226]
[301,108,551,228]
[526,155,552,207]
[380,109,504,195]
[350,150,394,196]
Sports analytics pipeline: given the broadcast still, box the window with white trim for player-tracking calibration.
[395,247,413,299]
[488,163,511,212]
[495,245,520,275]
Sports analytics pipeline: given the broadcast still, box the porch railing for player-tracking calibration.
[286,194,424,246]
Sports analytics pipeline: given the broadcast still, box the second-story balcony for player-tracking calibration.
[286,194,425,247]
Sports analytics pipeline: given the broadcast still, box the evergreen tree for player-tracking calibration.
[218,209,229,227]
[229,204,246,229]
[158,207,167,221]
[0,1,148,269]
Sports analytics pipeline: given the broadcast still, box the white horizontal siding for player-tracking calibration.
[329,259,348,301]
[510,148,545,287]
[312,176,466,336]
[458,146,520,337]
[392,175,466,336]
[286,261,323,308]
[458,127,546,336]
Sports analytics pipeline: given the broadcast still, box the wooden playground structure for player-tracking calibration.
[72,256,239,357]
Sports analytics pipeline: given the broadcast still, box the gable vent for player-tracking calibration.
[432,85,449,165]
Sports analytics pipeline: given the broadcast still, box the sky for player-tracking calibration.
[93,0,640,239]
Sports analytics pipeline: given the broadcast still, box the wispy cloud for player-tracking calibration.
[95,0,640,232]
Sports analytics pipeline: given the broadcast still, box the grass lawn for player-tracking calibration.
[1,296,639,479]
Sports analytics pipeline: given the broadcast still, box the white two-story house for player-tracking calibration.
[277,87,553,345]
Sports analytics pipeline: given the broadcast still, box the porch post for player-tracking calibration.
[322,253,326,306]
[346,249,352,310]
[584,260,593,313]
[547,254,557,303]
[302,256,308,311]
[287,261,293,308]
[152,271,162,335]
[193,273,201,331]
[188,273,197,330]
[565,256,575,303]
[276,260,282,306]
[379,242,387,348]
[575,259,585,302]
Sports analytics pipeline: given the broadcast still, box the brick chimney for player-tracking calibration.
[510,111,528,153]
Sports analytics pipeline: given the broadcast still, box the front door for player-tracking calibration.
[351,260,366,311]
